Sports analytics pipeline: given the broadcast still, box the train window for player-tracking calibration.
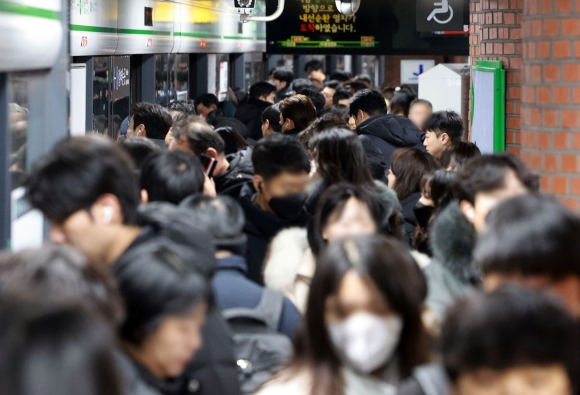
[244,52,264,89]
[9,75,28,191]
[155,54,171,107]
[215,54,229,101]
[93,56,110,137]
[173,54,189,101]
[111,56,130,140]
[144,7,153,27]
[360,55,378,88]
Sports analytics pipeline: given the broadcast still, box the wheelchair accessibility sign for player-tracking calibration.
[417,0,464,32]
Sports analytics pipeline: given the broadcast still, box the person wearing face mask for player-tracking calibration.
[237,133,311,285]
[255,235,430,395]
[387,148,440,245]
[264,183,383,314]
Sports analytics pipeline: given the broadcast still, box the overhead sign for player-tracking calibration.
[417,0,465,32]
[401,60,435,84]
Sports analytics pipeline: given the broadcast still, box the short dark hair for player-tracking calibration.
[261,103,282,133]
[249,81,277,100]
[140,150,205,205]
[324,80,344,90]
[119,137,159,171]
[26,136,140,225]
[131,102,172,140]
[476,194,580,280]
[112,242,207,345]
[172,116,225,156]
[332,90,352,106]
[305,59,324,73]
[409,99,433,111]
[0,301,124,395]
[252,133,310,180]
[298,113,349,149]
[423,110,464,141]
[291,78,314,94]
[310,183,380,255]
[215,127,250,155]
[390,148,441,201]
[279,94,317,131]
[194,93,219,109]
[443,285,579,391]
[299,87,326,114]
[349,89,388,117]
[354,74,372,83]
[169,100,197,116]
[452,154,539,205]
[439,141,482,170]
[271,67,294,85]
[329,70,351,82]
[347,81,368,93]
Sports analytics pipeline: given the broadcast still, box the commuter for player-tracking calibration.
[329,69,352,84]
[333,89,353,107]
[261,103,282,137]
[237,134,311,284]
[424,154,538,319]
[297,112,349,151]
[390,91,415,117]
[290,78,314,94]
[215,126,251,155]
[227,87,248,108]
[350,89,424,168]
[205,109,250,138]
[0,301,125,395]
[171,117,254,197]
[181,194,300,336]
[128,102,173,148]
[388,148,440,243]
[346,81,368,94]
[264,183,381,313]
[140,150,205,205]
[438,141,481,170]
[476,194,580,318]
[255,235,430,395]
[112,242,208,395]
[304,59,326,86]
[322,80,345,109]
[408,99,433,131]
[270,67,294,101]
[234,82,276,141]
[194,93,219,119]
[443,286,578,395]
[119,137,159,173]
[169,100,197,116]
[423,111,465,159]
[354,73,373,89]
[278,94,317,138]
[300,87,327,116]
[381,86,396,108]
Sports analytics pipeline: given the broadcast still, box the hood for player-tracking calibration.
[430,202,479,283]
[264,228,310,292]
[226,148,254,175]
[357,114,422,148]
[214,148,254,195]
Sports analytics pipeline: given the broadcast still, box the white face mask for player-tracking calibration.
[328,312,403,373]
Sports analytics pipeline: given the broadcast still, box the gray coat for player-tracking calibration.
[423,202,479,319]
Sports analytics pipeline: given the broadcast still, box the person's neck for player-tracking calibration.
[215,250,233,259]
[124,342,167,380]
[104,225,142,265]
[255,192,274,214]
[214,156,230,176]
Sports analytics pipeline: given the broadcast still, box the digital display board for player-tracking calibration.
[266,0,469,55]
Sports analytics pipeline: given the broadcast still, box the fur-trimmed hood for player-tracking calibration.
[430,202,479,283]
[264,228,313,291]
[371,180,401,227]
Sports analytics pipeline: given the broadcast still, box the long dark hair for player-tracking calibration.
[290,235,430,395]
[391,148,440,201]
[309,183,381,255]
[309,128,375,189]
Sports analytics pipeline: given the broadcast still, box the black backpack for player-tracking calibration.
[222,288,293,394]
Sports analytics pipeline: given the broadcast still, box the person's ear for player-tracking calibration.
[259,95,267,101]
[137,124,146,137]
[358,109,367,122]
[252,175,264,193]
[205,147,219,159]
[459,200,475,223]
[286,118,295,130]
[93,194,121,225]
[440,132,450,145]
[141,189,149,205]
[279,81,287,90]
[210,104,218,112]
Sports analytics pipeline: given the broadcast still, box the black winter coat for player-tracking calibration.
[400,191,422,246]
[214,148,255,197]
[234,98,272,141]
[357,114,425,168]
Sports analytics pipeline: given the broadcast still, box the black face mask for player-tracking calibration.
[413,202,434,229]
[269,193,308,223]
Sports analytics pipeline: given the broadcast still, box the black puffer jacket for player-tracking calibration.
[214,148,255,197]
[234,98,272,141]
[357,114,425,168]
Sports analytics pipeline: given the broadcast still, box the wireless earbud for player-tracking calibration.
[103,206,114,224]
[258,183,263,192]
[467,209,475,219]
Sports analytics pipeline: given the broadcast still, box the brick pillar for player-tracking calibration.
[521,1,580,211]
[470,0,523,156]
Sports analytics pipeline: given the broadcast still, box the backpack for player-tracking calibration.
[222,288,293,394]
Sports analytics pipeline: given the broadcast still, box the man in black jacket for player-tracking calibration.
[237,134,311,284]
[170,117,254,197]
[234,82,276,141]
[26,136,241,395]
[350,89,424,168]
[270,67,294,101]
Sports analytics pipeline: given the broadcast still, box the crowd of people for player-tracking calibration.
[2,60,580,395]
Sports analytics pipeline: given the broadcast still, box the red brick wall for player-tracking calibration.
[469,0,523,154]
[521,0,580,211]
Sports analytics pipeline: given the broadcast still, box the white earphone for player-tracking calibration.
[103,206,114,224]
[467,209,475,219]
